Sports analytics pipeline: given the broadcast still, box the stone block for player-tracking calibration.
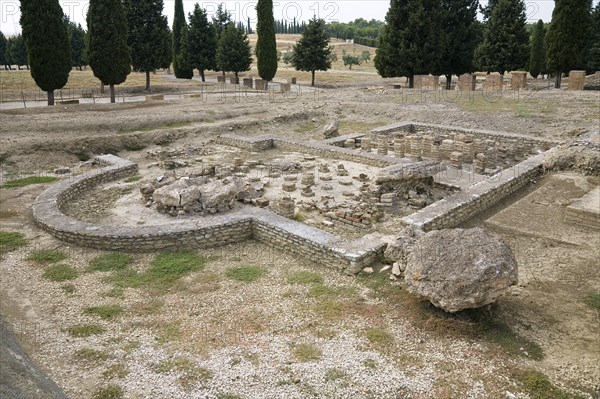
[457,73,476,91]
[511,71,527,90]
[568,70,586,91]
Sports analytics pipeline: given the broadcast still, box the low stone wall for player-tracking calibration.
[402,151,552,231]
[565,187,600,230]
[216,134,401,167]
[32,154,385,273]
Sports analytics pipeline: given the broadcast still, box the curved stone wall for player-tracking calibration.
[32,154,385,273]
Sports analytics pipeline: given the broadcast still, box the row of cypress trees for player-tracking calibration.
[375,0,598,89]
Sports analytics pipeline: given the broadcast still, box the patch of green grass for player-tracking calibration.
[363,359,377,369]
[324,368,347,381]
[67,324,105,338]
[1,175,58,188]
[287,271,323,285]
[152,357,212,387]
[0,231,27,255]
[102,364,129,379]
[61,283,77,294]
[292,343,322,362]
[92,385,124,399]
[88,253,133,272]
[225,266,268,283]
[74,347,110,361]
[584,293,600,310]
[109,252,204,291]
[83,305,123,320]
[124,175,142,183]
[365,327,394,347]
[42,265,78,282]
[513,369,587,399]
[314,299,345,320]
[27,249,68,264]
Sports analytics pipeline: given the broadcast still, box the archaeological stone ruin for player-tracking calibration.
[32,121,568,310]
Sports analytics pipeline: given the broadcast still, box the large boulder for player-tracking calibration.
[322,120,340,138]
[152,177,202,211]
[199,180,241,212]
[404,227,518,313]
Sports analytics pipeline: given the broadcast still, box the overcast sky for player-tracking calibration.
[0,1,596,36]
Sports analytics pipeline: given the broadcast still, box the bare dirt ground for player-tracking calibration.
[1,70,599,399]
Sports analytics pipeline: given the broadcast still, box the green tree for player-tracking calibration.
[440,0,479,89]
[360,50,371,63]
[529,20,546,78]
[342,52,360,69]
[7,36,29,70]
[124,0,172,90]
[587,3,600,71]
[374,0,443,87]
[291,17,332,86]
[475,0,529,75]
[88,0,131,103]
[20,0,71,105]
[212,4,232,78]
[256,0,278,81]
[546,0,593,87]
[215,22,252,79]
[172,0,193,79]
[65,17,86,70]
[0,31,8,70]
[188,4,216,81]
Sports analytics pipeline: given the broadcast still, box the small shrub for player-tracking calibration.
[92,385,124,399]
[225,266,268,283]
[42,265,78,282]
[513,369,585,399]
[88,253,133,272]
[76,152,91,162]
[584,293,600,310]
[67,324,105,337]
[0,231,27,255]
[61,284,77,294]
[75,347,110,361]
[292,343,322,362]
[287,271,323,285]
[27,249,68,264]
[83,305,123,320]
[363,359,377,369]
[102,363,129,379]
[324,368,346,381]
[1,176,58,188]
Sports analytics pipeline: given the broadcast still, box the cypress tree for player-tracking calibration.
[9,35,29,70]
[188,4,216,82]
[440,0,479,89]
[172,0,193,79]
[256,0,278,81]
[65,17,86,71]
[475,0,529,76]
[88,0,131,103]
[291,17,332,86]
[212,4,232,78]
[546,0,593,88]
[124,0,172,90]
[529,20,546,79]
[0,32,8,70]
[20,0,71,106]
[215,23,252,80]
[587,4,600,71]
[374,0,411,83]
